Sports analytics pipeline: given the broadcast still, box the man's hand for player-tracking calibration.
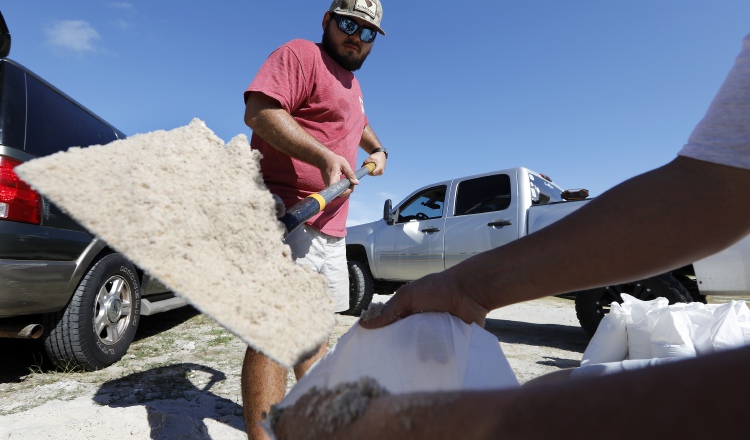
[359,270,492,329]
[320,152,359,197]
[363,152,385,176]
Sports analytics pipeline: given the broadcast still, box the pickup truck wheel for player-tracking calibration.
[674,273,706,303]
[575,274,692,336]
[344,260,375,316]
[43,254,141,371]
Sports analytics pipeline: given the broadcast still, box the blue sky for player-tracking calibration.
[3,1,750,226]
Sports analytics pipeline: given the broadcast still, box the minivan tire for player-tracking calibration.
[43,253,141,371]
[344,260,375,316]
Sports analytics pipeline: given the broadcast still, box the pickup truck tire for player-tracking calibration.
[344,260,375,316]
[43,254,141,371]
[674,273,707,303]
[575,273,692,336]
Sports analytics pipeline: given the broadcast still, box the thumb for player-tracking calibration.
[341,162,359,186]
[359,295,413,329]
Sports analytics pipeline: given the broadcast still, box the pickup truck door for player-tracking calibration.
[372,185,447,281]
[443,173,520,268]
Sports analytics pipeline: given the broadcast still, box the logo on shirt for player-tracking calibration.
[359,96,365,114]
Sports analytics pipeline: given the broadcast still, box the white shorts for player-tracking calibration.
[284,224,349,312]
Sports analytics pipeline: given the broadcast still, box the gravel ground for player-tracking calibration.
[0,294,589,439]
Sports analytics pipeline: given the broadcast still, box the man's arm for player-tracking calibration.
[362,156,750,328]
[244,91,359,194]
[359,124,387,176]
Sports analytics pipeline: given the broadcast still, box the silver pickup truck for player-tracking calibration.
[345,167,588,310]
[345,166,750,335]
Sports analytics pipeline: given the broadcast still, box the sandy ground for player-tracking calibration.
[0,294,589,439]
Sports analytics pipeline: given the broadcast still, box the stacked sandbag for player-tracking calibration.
[581,294,750,367]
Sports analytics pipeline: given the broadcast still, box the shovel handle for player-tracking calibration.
[280,163,376,234]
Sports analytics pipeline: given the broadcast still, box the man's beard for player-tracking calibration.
[322,27,371,72]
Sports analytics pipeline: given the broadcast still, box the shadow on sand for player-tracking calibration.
[484,318,590,354]
[93,362,245,439]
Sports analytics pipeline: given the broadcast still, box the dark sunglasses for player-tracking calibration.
[331,13,377,44]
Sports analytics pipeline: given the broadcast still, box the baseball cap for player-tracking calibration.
[329,0,385,35]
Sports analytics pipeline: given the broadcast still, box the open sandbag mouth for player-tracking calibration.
[15,119,334,367]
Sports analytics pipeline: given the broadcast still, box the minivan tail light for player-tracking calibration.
[0,156,42,224]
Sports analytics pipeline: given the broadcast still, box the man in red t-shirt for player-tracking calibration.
[241,0,387,437]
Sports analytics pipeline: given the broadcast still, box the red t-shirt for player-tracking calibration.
[245,39,368,237]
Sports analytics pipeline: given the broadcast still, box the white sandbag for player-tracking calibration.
[580,302,629,366]
[579,294,750,379]
[650,304,696,358]
[683,303,718,356]
[711,301,748,352]
[733,300,750,321]
[262,313,520,438]
[727,300,750,344]
[276,312,519,411]
[622,294,669,360]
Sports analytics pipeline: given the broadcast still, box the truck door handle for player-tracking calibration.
[421,227,441,233]
[488,220,512,227]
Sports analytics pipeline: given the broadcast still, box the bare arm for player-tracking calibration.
[362,156,750,328]
[244,92,359,195]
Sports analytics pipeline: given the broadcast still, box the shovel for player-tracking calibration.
[280,162,376,233]
[14,121,378,367]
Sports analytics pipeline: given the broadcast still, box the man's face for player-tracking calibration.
[322,12,374,72]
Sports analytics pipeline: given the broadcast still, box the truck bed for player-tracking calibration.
[527,199,590,234]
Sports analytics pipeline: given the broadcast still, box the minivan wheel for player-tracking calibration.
[44,254,141,371]
[343,260,375,316]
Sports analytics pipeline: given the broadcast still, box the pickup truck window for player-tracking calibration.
[396,186,446,223]
[454,174,511,216]
[529,173,564,205]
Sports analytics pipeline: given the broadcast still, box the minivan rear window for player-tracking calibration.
[25,73,117,157]
[0,61,28,149]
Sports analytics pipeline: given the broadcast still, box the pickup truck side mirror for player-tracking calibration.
[383,199,394,225]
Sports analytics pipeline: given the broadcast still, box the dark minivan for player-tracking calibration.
[0,10,185,370]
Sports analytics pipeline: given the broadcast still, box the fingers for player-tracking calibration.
[320,155,360,198]
[359,289,413,329]
[360,272,491,330]
[363,155,385,176]
[340,159,359,186]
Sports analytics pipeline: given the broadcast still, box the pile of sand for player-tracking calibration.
[16,119,333,367]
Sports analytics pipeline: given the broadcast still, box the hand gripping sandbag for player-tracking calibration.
[262,312,520,438]
[282,312,518,406]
